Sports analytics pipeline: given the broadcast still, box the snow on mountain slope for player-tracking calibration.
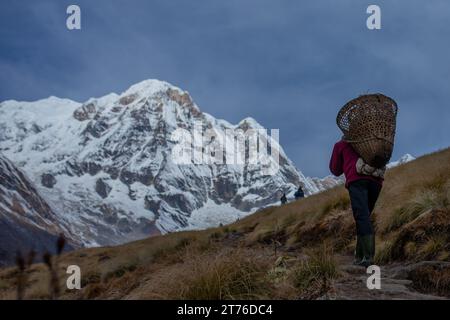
[387,154,415,168]
[0,80,319,246]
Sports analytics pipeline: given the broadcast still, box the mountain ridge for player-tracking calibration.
[0,79,331,247]
[0,79,415,248]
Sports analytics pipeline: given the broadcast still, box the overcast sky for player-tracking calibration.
[1,0,449,176]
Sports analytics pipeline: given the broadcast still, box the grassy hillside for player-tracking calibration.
[1,148,449,299]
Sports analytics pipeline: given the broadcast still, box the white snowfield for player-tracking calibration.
[386,154,415,168]
[0,79,413,247]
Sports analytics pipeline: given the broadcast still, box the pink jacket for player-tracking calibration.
[329,140,383,188]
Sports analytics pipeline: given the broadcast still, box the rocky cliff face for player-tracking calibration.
[0,154,74,266]
[0,80,326,247]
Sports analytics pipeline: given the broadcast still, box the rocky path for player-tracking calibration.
[332,255,448,300]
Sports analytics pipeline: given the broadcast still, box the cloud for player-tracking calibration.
[0,0,449,176]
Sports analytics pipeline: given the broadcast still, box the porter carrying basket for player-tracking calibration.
[337,94,398,168]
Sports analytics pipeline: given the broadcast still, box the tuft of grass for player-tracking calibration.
[81,271,101,287]
[167,249,271,300]
[417,236,447,261]
[0,279,8,291]
[422,173,449,191]
[374,240,394,264]
[27,288,50,300]
[103,263,138,281]
[209,230,223,240]
[252,227,276,244]
[409,264,450,297]
[281,214,297,228]
[151,235,195,263]
[247,220,286,246]
[377,208,450,263]
[291,244,338,293]
[267,257,291,284]
[385,189,449,233]
[404,241,418,259]
[315,194,350,221]
[83,283,105,299]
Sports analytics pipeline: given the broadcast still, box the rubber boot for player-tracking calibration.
[358,234,375,268]
[353,236,364,265]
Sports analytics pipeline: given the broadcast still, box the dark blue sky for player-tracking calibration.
[1,0,449,176]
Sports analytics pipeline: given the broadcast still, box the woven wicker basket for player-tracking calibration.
[337,94,398,168]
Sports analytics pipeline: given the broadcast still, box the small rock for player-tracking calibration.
[41,173,57,188]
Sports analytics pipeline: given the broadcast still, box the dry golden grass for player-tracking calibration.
[384,186,449,233]
[375,148,450,227]
[409,264,450,297]
[163,248,272,300]
[290,243,338,298]
[0,147,449,300]
[376,208,450,263]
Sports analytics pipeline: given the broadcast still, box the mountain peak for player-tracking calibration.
[121,79,178,97]
[399,154,415,162]
[237,117,264,130]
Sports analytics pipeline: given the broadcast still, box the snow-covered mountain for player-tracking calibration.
[0,154,74,266]
[0,79,325,247]
[306,175,344,192]
[387,154,415,168]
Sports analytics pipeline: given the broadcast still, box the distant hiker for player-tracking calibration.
[329,140,383,267]
[294,186,305,200]
[280,193,287,205]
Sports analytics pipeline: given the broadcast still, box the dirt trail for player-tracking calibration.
[331,255,448,300]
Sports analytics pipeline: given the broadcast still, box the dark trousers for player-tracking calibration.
[348,179,382,236]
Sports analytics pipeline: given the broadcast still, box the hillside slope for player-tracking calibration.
[0,147,448,299]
